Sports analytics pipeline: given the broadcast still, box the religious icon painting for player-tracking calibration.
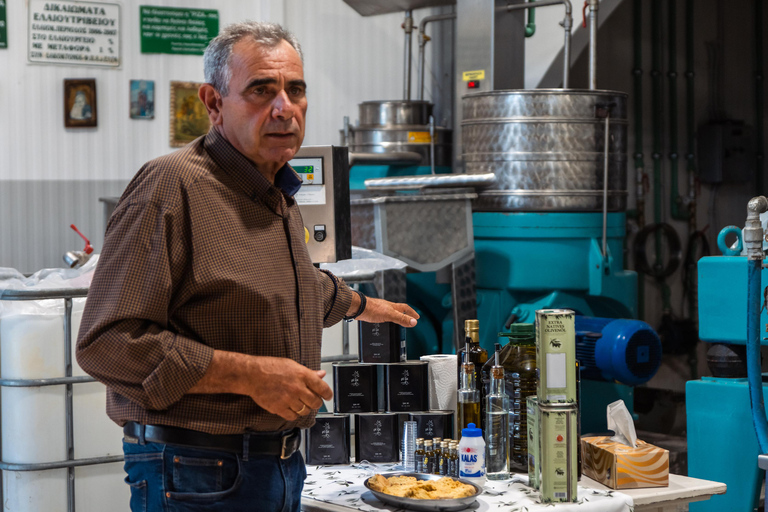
[130,80,155,119]
[64,79,97,128]
[169,81,210,147]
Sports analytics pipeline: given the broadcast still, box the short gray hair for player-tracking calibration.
[203,21,303,96]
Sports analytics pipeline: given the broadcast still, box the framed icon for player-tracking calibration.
[64,79,97,128]
[130,80,155,119]
[169,81,210,147]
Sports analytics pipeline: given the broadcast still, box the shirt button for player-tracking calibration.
[166,492,171,498]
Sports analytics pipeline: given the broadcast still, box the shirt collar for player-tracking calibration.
[203,128,302,212]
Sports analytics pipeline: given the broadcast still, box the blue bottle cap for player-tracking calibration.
[462,423,482,437]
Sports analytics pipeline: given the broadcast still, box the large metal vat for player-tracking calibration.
[347,100,453,167]
[461,89,627,212]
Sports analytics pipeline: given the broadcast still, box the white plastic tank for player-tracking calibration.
[0,266,129,512]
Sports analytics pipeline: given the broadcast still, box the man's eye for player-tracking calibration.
[254,87,267,95]
[290,87,304,96]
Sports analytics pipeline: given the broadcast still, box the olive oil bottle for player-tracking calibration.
[414,438,425,472]
[457,343,481,437]
[423,440,434,474]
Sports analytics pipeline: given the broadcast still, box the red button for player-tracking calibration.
[557,435,564,442]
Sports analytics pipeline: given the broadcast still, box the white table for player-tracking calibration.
[581,474,726,512]
[301,465,725,512]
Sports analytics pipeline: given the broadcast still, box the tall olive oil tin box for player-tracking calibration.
[358,321,406,363]
[539,402,579,503]
[304,413,350,465]
[332,363,378,413]
[535,309,576,404]
[385,361,429,412]
[355,412,400,463]
[409,410,454,440]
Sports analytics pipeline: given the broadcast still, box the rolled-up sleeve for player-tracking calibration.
[317,269,354,328]
[76,199,213,411]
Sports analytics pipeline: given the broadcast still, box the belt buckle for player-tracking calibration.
[280,431,299,460]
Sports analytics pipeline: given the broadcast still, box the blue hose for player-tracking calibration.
[747,258,768,454]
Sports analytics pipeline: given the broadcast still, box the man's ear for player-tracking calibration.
[199,84,223,126]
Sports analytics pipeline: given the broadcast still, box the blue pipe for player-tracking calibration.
[747,258,768,454]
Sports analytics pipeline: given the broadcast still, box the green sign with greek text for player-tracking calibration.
[140,5,218,55]
[0,0,7,49]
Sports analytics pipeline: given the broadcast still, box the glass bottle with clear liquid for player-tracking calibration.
[457,345,481,437]
[485,344,510,480]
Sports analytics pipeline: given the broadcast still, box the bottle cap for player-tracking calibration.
[465,319,479,332]
[461,423,482,437]
[499,323,534,337]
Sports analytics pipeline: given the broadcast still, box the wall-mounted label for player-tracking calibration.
[0,1,7,49]
[407,131,434,143]
[462,69,486,81]
[28,0,120,66]
[140,6,218,55]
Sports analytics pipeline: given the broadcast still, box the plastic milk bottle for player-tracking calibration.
[458,423,486,486]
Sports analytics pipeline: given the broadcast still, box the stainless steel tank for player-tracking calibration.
[461,89,627,212]
[347,100,453,166]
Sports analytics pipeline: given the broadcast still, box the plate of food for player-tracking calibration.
[364,472,482,511]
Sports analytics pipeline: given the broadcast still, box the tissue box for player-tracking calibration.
[581,436,669,489]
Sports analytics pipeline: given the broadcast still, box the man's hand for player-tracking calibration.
[188,351,333,422]
[352,296,419,327]
[246,357,333,421]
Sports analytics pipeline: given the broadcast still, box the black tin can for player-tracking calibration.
[409,410,455,440]
[358,321,406,363]
[385,361,429,412]
[304,413,350,465]
[333,363,378,413]
[355,412,400,463]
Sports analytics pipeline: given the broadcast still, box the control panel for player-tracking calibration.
[290,146,351,264]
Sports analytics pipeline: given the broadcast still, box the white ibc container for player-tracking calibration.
[0,294,128,512]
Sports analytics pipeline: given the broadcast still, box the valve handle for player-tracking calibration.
[70,224,94,254]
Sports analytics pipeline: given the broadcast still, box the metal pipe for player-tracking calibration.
[685,0,697,228]
[602,114,610,259]
[634,0,646,319]
[745,196,768,454]
[403,10,414,101]
[417,12,456,101]
[341,116,351,146]
[505,0,572,88]
[364,172,496,191]
[668,0,688,221]
[429,115,436,174]
[755,0,765,195]
[588,0,599,89]
[651,0,664,270]
[65,297,75,512]
[525,0,537,37]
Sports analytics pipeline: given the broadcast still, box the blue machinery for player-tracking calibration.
[688,197,768,512]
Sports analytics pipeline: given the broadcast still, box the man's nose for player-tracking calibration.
[271,90,294,120]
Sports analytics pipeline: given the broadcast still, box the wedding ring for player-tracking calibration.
[296,404,306,414]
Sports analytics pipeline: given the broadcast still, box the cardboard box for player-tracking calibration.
[581,436,669,489]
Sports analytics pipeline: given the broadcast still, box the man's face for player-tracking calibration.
[214,38,307,177]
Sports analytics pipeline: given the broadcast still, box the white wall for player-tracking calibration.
[0,0,415,273]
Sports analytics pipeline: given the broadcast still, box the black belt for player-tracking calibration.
[123,421,301,460]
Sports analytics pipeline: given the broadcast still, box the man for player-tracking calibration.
[76,21,419,512]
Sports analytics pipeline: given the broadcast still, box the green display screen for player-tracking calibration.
[293,166,314,174]
[0,1,7,49]
[140,5,218,55]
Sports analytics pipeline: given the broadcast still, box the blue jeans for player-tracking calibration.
[122,439,306,512]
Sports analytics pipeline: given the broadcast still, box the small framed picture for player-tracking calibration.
[169,81,210,147]
[130,80,155,119]
[64,79,97,128]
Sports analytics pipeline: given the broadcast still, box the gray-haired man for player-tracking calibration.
[77,21,418,512]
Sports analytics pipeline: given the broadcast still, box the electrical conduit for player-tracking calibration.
[745,196,768,454]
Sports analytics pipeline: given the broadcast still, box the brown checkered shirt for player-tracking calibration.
[76,128,353,434]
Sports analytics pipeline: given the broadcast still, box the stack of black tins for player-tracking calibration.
[305,321,452,465]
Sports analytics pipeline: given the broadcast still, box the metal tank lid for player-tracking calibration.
[462,88,628,99]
